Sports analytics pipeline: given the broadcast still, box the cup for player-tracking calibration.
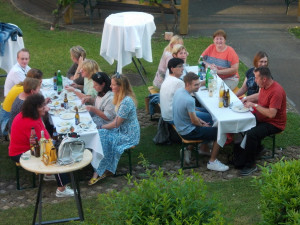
[21,151,31,160]
[208,80,214,97]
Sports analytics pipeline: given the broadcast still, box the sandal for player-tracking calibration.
[88,173,109,186]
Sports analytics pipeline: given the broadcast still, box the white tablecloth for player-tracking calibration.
[0,36,24,73]
[41,78,103,169]
[186,66,256,147]
[100,12,156,73]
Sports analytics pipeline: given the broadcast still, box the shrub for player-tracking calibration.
[85,169,227,225]
[255,160,300,224]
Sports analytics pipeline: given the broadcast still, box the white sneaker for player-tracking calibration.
[180,148,191,164]
[56,186,74,198]
[207,159,229,172]
[43,174,56,181]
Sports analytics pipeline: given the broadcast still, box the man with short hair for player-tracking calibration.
[173,72,229,172]
[160,58,185,123]
[4,48,31,96]
[241,67,286,176]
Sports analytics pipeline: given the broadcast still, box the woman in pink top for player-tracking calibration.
[152,35,183,89]
[201,29,239,90]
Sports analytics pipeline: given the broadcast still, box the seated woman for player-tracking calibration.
[82,72,116,128]
[65,59,99,100]
[201,29,239,90]
[236,51,268,97]
[9,94,74,197]
[88,74,140,185]
[67,45,86,86]
[8,77,41,132]
[152,35,183,89]
[0,68,43,136]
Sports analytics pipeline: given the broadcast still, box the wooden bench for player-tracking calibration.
[87,0,189,34]
[172,125,203,170]
[261,132,283,159]
[115,146,135,176]
[146,86,160,120]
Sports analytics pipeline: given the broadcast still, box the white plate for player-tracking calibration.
[70,105,87,113]
[232,105,250,113]
[60,113,75,120]
[59,126,71,133]
[49,108,66,116]
[57,121,72,127]
[80,116,92,123]
[78,122,96,130]
[48,101,61,107]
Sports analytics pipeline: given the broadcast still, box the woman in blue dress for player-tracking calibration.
[236,51,268,97]
[88,73,140,185]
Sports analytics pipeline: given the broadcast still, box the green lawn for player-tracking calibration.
[1,1,300,224]
[289,26,300,39]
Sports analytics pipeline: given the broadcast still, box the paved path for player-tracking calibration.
[11,0,300,112]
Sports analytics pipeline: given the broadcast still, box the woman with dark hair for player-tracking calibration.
[82,72,116,128]
[236,51,269,97]
[88,74,140,185]
[9,94,74,197]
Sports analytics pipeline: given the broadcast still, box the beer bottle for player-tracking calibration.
[226,89,230,105]
[39,130,46,157]
[75,106,80,125]
[53,72,57,91]
[57,70,63,94]
[30,127,37,156]
[34,137,40,157]
[64,93,68,109]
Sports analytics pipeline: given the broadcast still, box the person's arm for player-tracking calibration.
[188,112,210,127]
[65,85,87,100]
[86,106,110,121]
[244,101,278,119]
[235,78,248,97]
[242,93,259,103]
[72,56,84,80]
[101,116,124,129]
[215,63,239,79]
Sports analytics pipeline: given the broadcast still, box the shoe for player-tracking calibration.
[43,174,56,181]
[240,166,258,176]
[198,149,211,156]
[56,186,74,198]
[207,159,229,172]
[88,172,112,186]
[180,148,191,164]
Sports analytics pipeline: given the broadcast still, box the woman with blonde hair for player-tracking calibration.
[65,59,99,99]
[152,35,183,89]
[67,45,86,85]
[88,74,140,185]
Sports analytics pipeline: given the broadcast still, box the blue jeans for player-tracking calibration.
[196,107,213,125]
[181,126,217,142]
[0,106,10,136]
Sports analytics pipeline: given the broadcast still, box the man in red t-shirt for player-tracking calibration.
[240,67,286,176]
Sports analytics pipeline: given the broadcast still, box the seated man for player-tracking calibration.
[241,67,286,176]
[173,72,229,172]
[160,58,185,123]
[4,48,31,97]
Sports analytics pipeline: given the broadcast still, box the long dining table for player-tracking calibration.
[40,78,104,169]
[186,66,256,147]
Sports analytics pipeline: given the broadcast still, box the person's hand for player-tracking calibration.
[65,85,75,92]
[244,101,254,108]
[85,105,95,112]
[199,119,210,127]
[81,96,90,104]
[241,96,247,103]
[45,97,52,104]
[78,56,84,66]
[70,82,78,88]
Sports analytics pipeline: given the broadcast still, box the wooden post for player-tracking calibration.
[179,0,189,35]
[298,0,300,22]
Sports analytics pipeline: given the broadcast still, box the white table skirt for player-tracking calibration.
[100,12,156,73]
[41,78,104,169]
[0,36,24,73]
[186,66,256,147]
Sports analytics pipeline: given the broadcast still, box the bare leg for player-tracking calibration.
[209,141,220,162]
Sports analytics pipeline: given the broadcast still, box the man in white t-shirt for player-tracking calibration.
[160,58,184,123]
[4,48,31,97]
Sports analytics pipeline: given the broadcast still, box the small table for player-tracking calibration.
[186,66,256,147]
[100,12,156,84]
[20,149,92,225]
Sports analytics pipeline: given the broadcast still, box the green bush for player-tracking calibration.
[85,169,227,225]
[255,160,300,224]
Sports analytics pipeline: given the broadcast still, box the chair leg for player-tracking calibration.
[16,165,20,190]
[272,134,276,158]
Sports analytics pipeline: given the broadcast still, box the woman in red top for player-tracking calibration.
[9,94,74,197]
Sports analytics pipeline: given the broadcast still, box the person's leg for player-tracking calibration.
[244,122,281,168]
[55,173,70,188]
[10,154,22,163]
[195,108,213,125]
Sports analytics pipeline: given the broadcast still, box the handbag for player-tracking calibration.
[42,139,57,165]
[57,135,85,165]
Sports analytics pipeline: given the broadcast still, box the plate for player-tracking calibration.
[49,108,66,116]
[232,105,250,113]
[48,101,60,107]
[57,121,72,127]
[80,116,92,123]
[78,122,96,130]
[58,126,76,133]
[71,105,87,113]
[60,113,75,120]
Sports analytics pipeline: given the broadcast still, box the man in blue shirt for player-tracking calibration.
[173,72,229,172]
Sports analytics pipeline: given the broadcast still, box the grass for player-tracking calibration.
[1,1,300,224]
[289,26,300,39]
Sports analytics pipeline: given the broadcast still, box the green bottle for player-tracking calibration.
[57,70,63,94]
[205,66,212,88]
